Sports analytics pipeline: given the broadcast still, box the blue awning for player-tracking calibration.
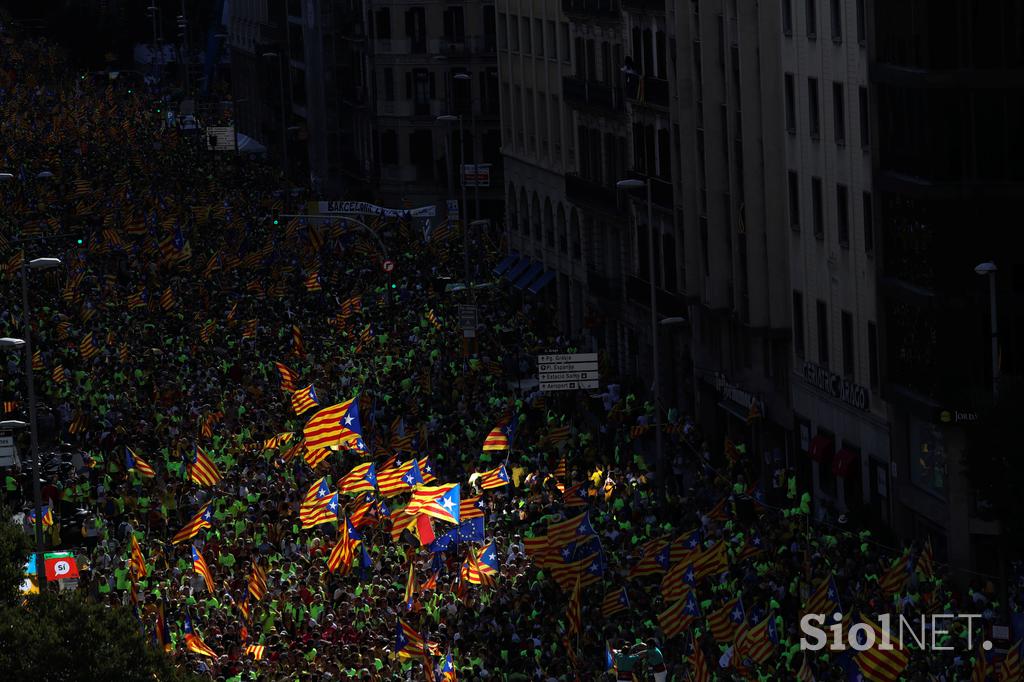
[492,252,519,276]
[527,270,557,294]
[513,262,544,290]
[504,257,532,282]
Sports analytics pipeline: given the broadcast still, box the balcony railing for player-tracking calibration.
[562,76,625,115]
[627,76,669,108]
[561,0,621,19]
[373,38,412,55]
[429,36,497,58]
[622,171,675,210]
[622,0,665,11]
[565,173,620,214]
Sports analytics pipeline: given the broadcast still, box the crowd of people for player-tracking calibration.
[2,21,1023,682]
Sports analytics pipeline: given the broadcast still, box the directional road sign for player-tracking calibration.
[537,352,600,392]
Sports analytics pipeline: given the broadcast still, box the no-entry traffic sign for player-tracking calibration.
[382,259,395,273]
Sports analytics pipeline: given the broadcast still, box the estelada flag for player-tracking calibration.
[187,445,221,487]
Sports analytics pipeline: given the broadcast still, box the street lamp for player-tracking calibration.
[13,254,62,590]
[437,114,471,289]
[616,177,665,497]
[975,261,999,399]
[452,72,481,222]
[0,420,27,430]
[0,338,26,349]
[262,51,289,177]
[0,172,13,181]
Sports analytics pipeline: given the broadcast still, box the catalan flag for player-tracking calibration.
[275,361,298,392]
[478,464,510,489]
[125,447,156,478]
[301,491,340,529]
[263,432,294,451]
[183,613,217,657]
[426,309,442,330]
[461,546,495,587]
[31,350,43,371]
[689,634,712,682]
[460,495,486,521]
[154,602,172,652]
[879,551,913,596]
[191,546,214,592]
[241,319,257,339]
[659,590,702,638]
[172,502,214,544]
[661,562,696,604]
[129,534,147,579]
[853,614,908,681]
[304,397,366,451]
[547,511,596,549]
[477,540,500,576]
[481,417,516,451]
[199,320,216,343]
[601,587,629,618]
[326,520,358,574]
[395,619,432,659]
[291,325,305,357]
[51,365,65,384]
[377,459,424,497]
[30,505,55,529]
[248,562,268,601]
[79,332,99,360]
[916,538,934,578]
[418,457,437,484]
[304,270,321,292]
[187,445,221,487]
[707,597,745,643]
[407,484,461,525]
[338,462,377,494]
[566,575,582,636]
[563,482,590,507]
[803,575,841,619]
[440,650,457,681]
[692,541,729,580]
[244,644,266,661]
[291,384,320,415]
[523,535,556,569]
[160,287,176,311]
[303,445,331,469]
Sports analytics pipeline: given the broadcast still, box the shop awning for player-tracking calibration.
[717,400,749,422]
[832,448,859,477]
[513,262,545,290]
[527,270,557,294]
[504,256,532,283]
[493,252,519,276]
[808,435,834,463]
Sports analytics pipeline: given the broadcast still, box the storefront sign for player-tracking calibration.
[314,201,436,218]
[802,362,870,411]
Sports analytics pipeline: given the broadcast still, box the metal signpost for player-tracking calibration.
[459,305,478,338]
[537,352,599,392]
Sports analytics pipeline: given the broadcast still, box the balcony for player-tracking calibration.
[622,0,665,11]
[373,38,412,55]
[626,275,688,318]
[562,77,625,116]
[430,36,497,58]
[561,0,621,20]
[622,172,675,210]
[565,173,621,214]
[380,165,418,183]
[627,76,669,108]
[586,269,619,300]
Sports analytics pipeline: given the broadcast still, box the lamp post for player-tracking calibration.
[262,52,289,177]
[617,177,665,497]
[2,256,62,590]
[147,5,161,82]
[975,261,999,399]
[438,114,470,288]
[453,72,480,222]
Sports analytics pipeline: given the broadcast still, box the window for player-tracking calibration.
[816,300,829,367]
[868,321,879,388]
[856,0,866,44]
[784,73,796,132]
[833,82,845,145]
[806,0,817,38]
[782,0,793,35]
[534,19,543,57]
[862,191,874,253]
[836,184,849,247]
[547,21,556,59]
[841,310,854,377]
[521,17,531,54]
[383,68,394,100]
[788,171,800,230]
[443,6,465,44]
[808,77,820,139]
[817,429,837,497]
[380,130,398,164]
[793,290,805,357]
[830,0,842,41]
[561,23,570,62]
[498,14,507,50]
[811,177,823,238]
[374,8,391,40]
[859,86,870,148]
[509,16,519,52]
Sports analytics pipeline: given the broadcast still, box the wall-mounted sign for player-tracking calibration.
[801,362,870,411]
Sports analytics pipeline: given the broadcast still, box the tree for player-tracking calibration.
[0,510,198,682]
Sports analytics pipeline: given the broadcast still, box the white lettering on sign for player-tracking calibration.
[537,371,599,382]
[537,353,598,364]
[539,380,600,392]
[802,361,870,411]
[318,201,436,218]
[537,362,599,373]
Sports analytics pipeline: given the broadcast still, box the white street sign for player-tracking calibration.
[537,353,597,364]
[537,371,599,382]
[537,362,598,373]
[540,380,600,392]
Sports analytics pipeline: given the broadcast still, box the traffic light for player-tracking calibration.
[76,238,84,246]
[272,213,280,226]
[390,283,397,289]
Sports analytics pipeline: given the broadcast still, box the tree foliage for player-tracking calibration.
[0,510,197,682]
